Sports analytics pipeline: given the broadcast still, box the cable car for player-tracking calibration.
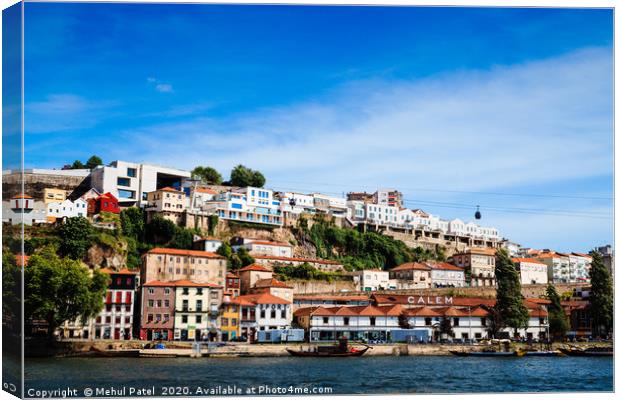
[474,205,481,220]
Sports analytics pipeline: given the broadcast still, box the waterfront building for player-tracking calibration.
[512,258,548,285]
[193,236,223,253]
[351,269,393,291]
[451,248,497,287]
[238,263,273,294]
[46,198,88,222]
[236,293,292,342]
[173,280,223,341]
[140,281,176,341]
[43,188,68,204]
[232,238,293,258]
[93,269,138,340]
[141,248,227,286]
[87,192,120,215]
[220,293,241,341]
[292,294,370,310]
[2,194,48,225]
[426,262,465,288]
[249,278,294,302]
[145,186,186,224]
[388,262,432,289]
[225,272,241,297]
[90,160,191,207]
[252,254,345,273]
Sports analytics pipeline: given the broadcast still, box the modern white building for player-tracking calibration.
[512,258,548,285]
[90,160,191,207]
[568,253,592,284]
[233,238,293,258]
[193,236,223,253]
[374,189,403,208]
[278,192,316,215]
[209,187,283,226]
[536,252,571,283]
[351,269,393,291]
[2,195,48,225]
[46,198,88,222]
[365,203,400,226]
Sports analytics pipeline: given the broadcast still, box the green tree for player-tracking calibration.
[545,284,569,340]
[236,247,255,268]
[120,207,145,240]
[70,160,85,169]
[2,251,22,332]
[589,251,613,337]
[56,217,94,260]
[216,242,233,259]
[230,164,266,187]
[207,215,219,236]
[191,166,222,185]
[493,249,529,337]
[145,216,177,245]
[85,155,103,169]
[24,248,109,339]
[168,227,194,250]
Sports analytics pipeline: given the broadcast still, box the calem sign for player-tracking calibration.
[407,296,454,305]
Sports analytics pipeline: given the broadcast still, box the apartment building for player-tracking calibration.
[451,248,497,287]
[512,258,548,285]
[208,187,283,226]
[145,187,186,224]
[389,262,432,289]
[232,238,293,258]
[426,262,466,288]
[92,269,138,340]
[173,280,223,341]
[141,248,227,286]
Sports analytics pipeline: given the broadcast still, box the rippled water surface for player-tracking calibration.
[24,355,613,396]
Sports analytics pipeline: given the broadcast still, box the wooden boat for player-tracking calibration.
[450,349,525,357]
[286,338,371,357]
[558,347,613,357]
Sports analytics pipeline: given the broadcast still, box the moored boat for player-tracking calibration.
[558,347,613,357]
[449,349,525,357]
[286,338,371,357]
[523,350,564,357]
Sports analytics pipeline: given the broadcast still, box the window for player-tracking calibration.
[323,317,329,324]
[196,315,202,324]
[127,168,137,177]
[164,300,170,307]
[196,300,203,312]
[453,318,460,327]
[181,315,188,323]
[481,317,487,326]
[343,317,350,325]
[117,177,131,187]
[221,318,229,326]
[118,189,135,199]
[182,300,189,311]
[425,317,432,326]
[211,291,219,299]
[163,314,169,322]
[260,309,266,319]
[164,288,170,295]
[182,288,189,295]
[232,318,237,326]
[270,309,276,319]
[148,299,154,307]
[281,309,286,319]
[369,317,376,326]
[157,300,162,307]
[196,288,203,295]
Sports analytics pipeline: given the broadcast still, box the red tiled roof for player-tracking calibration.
[457,247,496,256]
[226,272,240,278]
[195,187,218,195]
[143,280,176,287]
[405,306,442,317]
[12,194,33,199]
[435,306,469,317]
[254,278,292,289]
[147,247,224,259]
[571,252,592,259]
[254,255,342,265]
[235,292,290,305]
[391,262,431,271]
[158,187,183,193]
[293,294,369,302]
[98,192,119,201]
[426,262,463,271]
[238,264,272,272]
[170,279,222,288]
[512,258,546,265]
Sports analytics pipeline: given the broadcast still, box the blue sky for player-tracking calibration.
[19,4,613,252]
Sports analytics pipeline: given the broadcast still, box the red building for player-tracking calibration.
[226,272,241,297]
[140,281,176,341]
[88,192,120,215]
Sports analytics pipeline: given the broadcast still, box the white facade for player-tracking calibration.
[279,192,316,215]
[46,198,87,221]
[512,258,548,285]
[2,196,48,225]
[569,253,592,284]
[365,203,400,225]
[234,239,293,258]
[212,187,283,226]
[427,262,466,287]
[90,160,191,206]
[351,270,392,291]
[173,284,223,341]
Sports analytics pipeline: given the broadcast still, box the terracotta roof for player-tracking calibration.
[254,278,292,289]
[469,306,490,317]
[230,296,257,306]
[405,306,442,317]
[512,258,546,265]
[143,280,176,287]
[238,264,272,272]
[253,255,342,265]
[235,292,290,305]
[391,262,431,271]
[11,194,33,199]
[170,279,222,288]
[571,252,592,259]
[435,306,469,317]
[426,262,463,271]
[99,268,138,275]
[147,247,224,259]
[294,294,369,302]
[226,272,240,278]
[528,308,548,317]
[247,240,292,247]
[294,306,331,317]
[457,247,496,256]
[158,187,183,193]
[195,187,218,195]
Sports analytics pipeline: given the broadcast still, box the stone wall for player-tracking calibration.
[3,171,91,200]
[290,279,358,294]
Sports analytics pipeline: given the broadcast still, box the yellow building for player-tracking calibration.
[43,188,68,204]
[220,293,245,341]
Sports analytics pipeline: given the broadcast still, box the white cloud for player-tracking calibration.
[155,83,173,93]
[25,94,114,133]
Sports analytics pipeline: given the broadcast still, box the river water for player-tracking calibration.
[21,355,613,396]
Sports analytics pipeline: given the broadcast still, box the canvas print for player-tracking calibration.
[1,2,614,398]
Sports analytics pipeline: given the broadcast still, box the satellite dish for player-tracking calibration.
[474,205,481,220]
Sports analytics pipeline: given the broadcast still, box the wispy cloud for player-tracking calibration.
[126,47,612,192]
[147,77,174,93]
[25,94,115,133]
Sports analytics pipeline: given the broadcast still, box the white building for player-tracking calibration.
[278,192,316,215]
[351,269,393,291]
[426,262,466,288]
[374,189,403,208]
[312,193,347,217]
[91,269,138,340]
[90,160,191,207]
[46,198,88,222]
[144,186,186,224]
[210,187,283,226]
[235,292,292,339]
[2,195,48,225]
[512,258,548,285]
[173,280,223,341]
[193,236,223,253]
[569,253,592,284]
[535,252,571,283]
[365,203,400,226]
[233,238,293,258]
